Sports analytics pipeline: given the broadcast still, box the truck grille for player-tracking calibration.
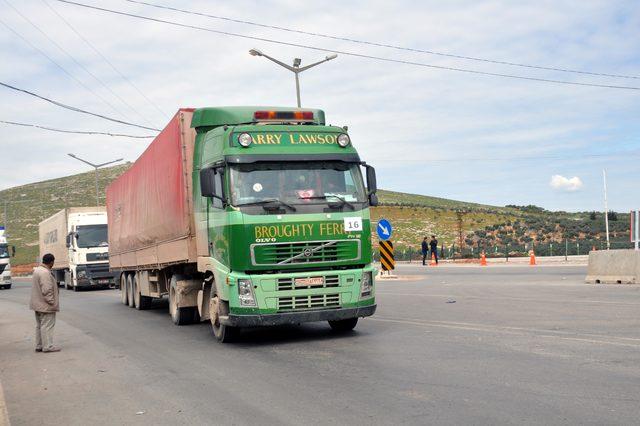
[277,293,340,311]
[86,252,109,261]
[251,240,360,266]
[277,275,340,291]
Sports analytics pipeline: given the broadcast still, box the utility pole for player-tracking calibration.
[603,169,610,250]
[635,210,639,251]
[249,49,337,107]
[456,211,465,253]
[68,154,123,206]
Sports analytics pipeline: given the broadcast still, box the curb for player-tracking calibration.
[0,380,10,426]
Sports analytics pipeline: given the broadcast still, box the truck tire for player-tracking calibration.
[169,282,195,325]
[210,296,239,343]
[127,274,136,308]
[134,274,152,310]
[328,318,358,332]
[65,270,72,290]
[120,274,128,305]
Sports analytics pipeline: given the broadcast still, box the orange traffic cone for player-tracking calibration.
[480,252,487,266]
[430,253,437,266]
[529,250,536,266]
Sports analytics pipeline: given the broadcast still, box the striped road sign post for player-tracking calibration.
[379,240,395,271]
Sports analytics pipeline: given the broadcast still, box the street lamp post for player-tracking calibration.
[249,49,337,107]
[68,154,123,206]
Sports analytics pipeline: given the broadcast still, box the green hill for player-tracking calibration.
[0,164,131,265]
[376,189,512,213]
[0,164,631,266]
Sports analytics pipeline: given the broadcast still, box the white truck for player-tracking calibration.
[39,207,117,290]
[0,226,14,289]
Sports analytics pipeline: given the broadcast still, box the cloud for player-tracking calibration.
[0,0,638,211]
[550,175,583,192]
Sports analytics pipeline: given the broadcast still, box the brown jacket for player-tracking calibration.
[30,265,59,312]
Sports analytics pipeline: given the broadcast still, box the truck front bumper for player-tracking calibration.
[76,263,118,287]
[220,304,376,327]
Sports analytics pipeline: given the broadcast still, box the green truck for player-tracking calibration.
[107,107,378,342]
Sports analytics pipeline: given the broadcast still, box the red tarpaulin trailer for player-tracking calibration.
[107,108,201,269]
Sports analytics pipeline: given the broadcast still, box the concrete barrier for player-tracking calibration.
[585,249,640,284]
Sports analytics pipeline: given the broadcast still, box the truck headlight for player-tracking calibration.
[360,271,373,298]
[77,269,87,279]
[238,133,252,147]
[337,134,350,147]
[238,279,257,307]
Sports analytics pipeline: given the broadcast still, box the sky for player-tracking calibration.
[0,0,638,212]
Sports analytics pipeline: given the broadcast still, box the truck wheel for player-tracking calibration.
[127,274,136,308]
[120,274,128,305]
[210,296,239,343]
[169,284,195,325]
[134,274,152,310]
[328,318,358,332]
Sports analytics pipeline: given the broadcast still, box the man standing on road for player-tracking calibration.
[430,235,439,265]
[30,253,61,353]
[421,237,428,265]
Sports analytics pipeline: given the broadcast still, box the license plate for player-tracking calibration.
[294,277,324,287]
[97,279,109,284]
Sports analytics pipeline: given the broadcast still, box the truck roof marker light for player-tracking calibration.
[337,134,351,147]
[238,133,252,147]
[254,111,314,122]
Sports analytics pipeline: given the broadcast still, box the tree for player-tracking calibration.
[607,211,618,221]
[589,211,597,220]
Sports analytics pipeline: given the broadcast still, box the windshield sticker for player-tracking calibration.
[253,183,263,192]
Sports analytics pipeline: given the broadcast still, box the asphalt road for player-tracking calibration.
[2,264,640,425]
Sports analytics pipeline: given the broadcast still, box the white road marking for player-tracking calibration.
[369,317,640,348]
[375,291,640,306]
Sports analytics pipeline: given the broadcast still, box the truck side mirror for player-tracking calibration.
[66,233,72,248]
[368,193,379,207]
[364,164,377,193]
[214,167,228,206]
[200,167,216,197]
[199,167,227,205]
[11,245,15,257]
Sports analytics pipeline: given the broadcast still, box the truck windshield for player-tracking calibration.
[0,244,8,258]
[76,225,108,248]
[229,162,366,207]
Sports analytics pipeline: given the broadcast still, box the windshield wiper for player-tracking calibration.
[303,195,355,210]
[235,198,297,212]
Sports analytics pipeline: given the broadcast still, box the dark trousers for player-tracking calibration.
[422,252,427,265]
[431,249,438,264]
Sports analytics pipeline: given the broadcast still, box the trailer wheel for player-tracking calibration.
[127,274,136,308]
[120,274,128,305]
[210,296,239,343]
[328,318,358,332]
[134,274,152,310]
[169,281,195,325]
